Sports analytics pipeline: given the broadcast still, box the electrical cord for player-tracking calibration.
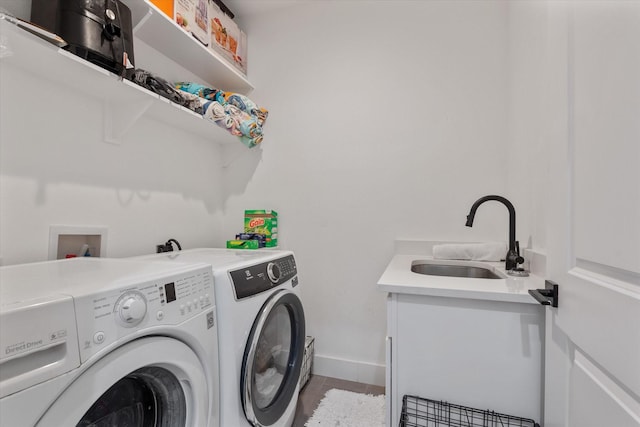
[157,238,182,253]
[166,239,182,251]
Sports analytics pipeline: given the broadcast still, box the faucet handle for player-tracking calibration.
[515,241,524,265]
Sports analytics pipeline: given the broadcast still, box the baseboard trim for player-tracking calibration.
[311,354,385,387]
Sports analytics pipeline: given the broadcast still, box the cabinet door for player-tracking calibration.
[543,2,640,426]
[388,294,543,426]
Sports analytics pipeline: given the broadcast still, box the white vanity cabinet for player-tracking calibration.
[386,293,543,426]
[379,254,545,427]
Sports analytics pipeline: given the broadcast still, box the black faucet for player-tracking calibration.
[465,195,524,271]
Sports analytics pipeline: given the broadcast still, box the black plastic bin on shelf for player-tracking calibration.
[399,395,540,427]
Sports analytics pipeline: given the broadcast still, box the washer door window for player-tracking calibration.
[77,366,185,426]
[37,337,209,427]
[242,289,305,426]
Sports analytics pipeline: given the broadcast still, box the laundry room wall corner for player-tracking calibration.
[219,0,510,384]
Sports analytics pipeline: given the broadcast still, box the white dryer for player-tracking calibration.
[137,248,306,427]
[0,257,220,427]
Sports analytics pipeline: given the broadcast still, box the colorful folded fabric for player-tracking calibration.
[174,82,222,102]
[125,72,266,147]
[221,92,269,127]
[176,82,267,148]
[175,83,268,124]
[202,100,229,124]
[198,101,262,147]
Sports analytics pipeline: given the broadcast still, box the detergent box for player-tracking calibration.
[244,210,278,247]
[227,239,260,250]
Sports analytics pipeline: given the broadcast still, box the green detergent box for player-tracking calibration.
[227,239,260,249]
[244,210,278,247]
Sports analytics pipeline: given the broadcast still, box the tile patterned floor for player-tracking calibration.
[292,375,385,427]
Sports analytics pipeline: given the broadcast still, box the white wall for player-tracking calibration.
[0,47,228,264]
[1,1,518,385]
[226,1,512,384]
[506,1,550,255]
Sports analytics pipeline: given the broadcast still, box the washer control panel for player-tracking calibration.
[74,265,214,362]
[230,254,297,300]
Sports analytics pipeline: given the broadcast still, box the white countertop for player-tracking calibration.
[377,254,545,304]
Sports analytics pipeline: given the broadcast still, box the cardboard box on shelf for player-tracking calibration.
[149,0,173,18]
[175,0,209,46]
[209,1,247,75]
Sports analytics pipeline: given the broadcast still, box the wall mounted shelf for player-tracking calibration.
[122,0,253,94]
[0,15,253,146]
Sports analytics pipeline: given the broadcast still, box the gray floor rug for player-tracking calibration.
[305,388,385,427]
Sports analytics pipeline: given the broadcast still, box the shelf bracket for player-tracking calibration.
[103,96,154,144]
[132,5,153,34]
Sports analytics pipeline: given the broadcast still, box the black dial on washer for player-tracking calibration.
[267,262,281,283]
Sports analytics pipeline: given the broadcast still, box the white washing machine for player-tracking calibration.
[0,257,220,427]
[137,248,306,427]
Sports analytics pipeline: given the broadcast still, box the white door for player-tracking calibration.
[543,1,640,426]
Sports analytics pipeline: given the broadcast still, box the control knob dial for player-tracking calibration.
[267,262,281,283]
[116,291,147,327]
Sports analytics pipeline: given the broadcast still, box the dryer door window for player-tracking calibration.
[242,289,306,426]
[77,366,186,426]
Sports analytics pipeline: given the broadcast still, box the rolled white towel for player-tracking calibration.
[432,242,507,262]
